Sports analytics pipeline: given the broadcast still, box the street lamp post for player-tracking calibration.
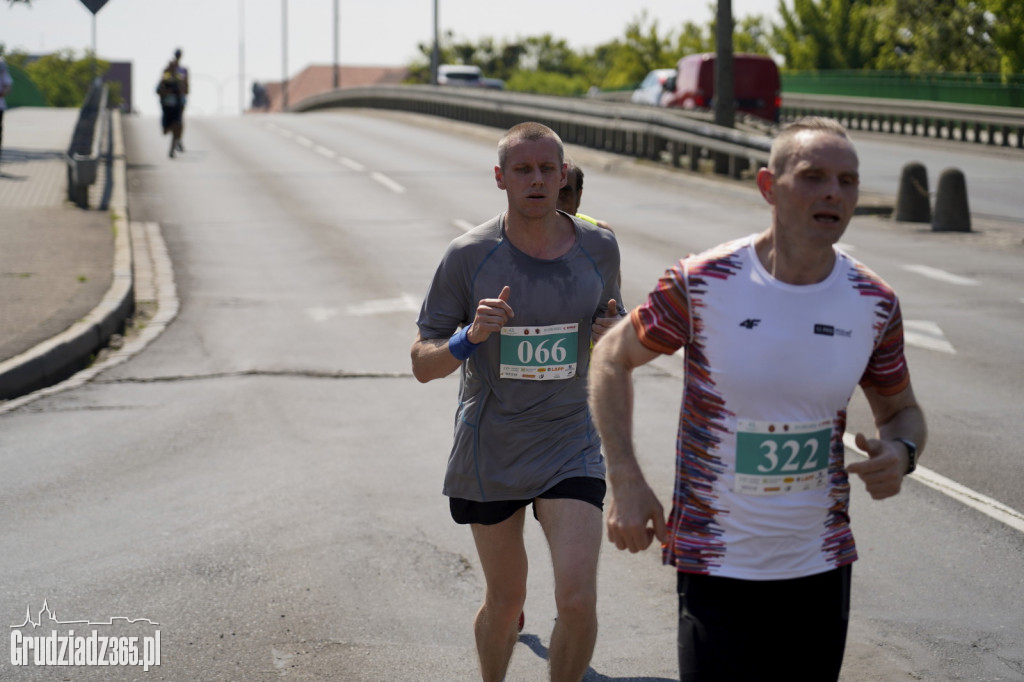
[431,0,439,85]
[281,0,289,110]
[239,0,245,114]
[333,0,340,89]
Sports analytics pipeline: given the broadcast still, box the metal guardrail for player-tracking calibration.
[66,78,110,209]
[781,93,1024,149]
[293,85,772,179]
[291,86,1023,180]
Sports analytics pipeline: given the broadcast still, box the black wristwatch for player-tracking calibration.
[894,438,918,475]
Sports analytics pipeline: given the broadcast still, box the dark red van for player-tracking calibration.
[660,53,781,122]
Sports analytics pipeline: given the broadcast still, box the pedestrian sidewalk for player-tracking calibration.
[0,106,133,401]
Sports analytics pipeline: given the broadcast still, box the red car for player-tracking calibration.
[660,53,781,123]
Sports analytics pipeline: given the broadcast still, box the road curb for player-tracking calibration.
[0,109,134,402]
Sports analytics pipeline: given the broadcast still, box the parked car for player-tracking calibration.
[631,68,676,106]
[437,64,483,87]
[659,53,781,122]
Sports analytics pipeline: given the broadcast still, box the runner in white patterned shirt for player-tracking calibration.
[589,116,927,681]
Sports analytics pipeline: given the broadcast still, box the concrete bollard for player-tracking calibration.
[894,162,931,223]
[932,168,972,232]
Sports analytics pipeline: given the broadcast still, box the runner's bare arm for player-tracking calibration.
[588,319,666,552]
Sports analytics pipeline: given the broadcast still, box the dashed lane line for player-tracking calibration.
[902,264,980,286]
[339,157,366,172]
[370,171,406,195]
[314,145,336,159]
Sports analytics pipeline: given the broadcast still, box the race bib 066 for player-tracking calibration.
[733,418,834,495]
[499,323,578,380]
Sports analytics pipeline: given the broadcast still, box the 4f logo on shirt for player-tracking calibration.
[739,319,761,329]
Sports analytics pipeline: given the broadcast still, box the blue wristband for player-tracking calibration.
[448,326,481,361]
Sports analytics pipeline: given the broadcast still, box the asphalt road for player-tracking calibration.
[1,110,1021,681]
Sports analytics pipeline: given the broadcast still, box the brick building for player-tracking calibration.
[254,64,409,113]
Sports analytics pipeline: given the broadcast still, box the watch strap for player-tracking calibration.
[894,437,918,475]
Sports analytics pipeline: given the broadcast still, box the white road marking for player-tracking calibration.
[306,307,339,322]
[294,135,314,148]
[453,219,476,233]
[903,320,956,354]
[371,172,406,194]
[314,145,336,159]
[844,434,1024,534]
[902,264,980,286]
[339,157,365,172]
[346,294,420,316]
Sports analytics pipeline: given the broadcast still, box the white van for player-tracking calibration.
[438,65,483,87]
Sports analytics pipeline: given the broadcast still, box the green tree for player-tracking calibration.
[671,21,714,57]
[982,0,1024,75]
[609,11,680,85]
[771,0,882,70]
[870,0,999,72]
[506,70,591,97]
[518,35,583,76]
[408,31,458,84]
[19,49,109,107]
[733,14,775,55]
[469,38,525,82]
[407,33,526,84]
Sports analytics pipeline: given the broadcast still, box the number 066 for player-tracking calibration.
[518,338,567,364]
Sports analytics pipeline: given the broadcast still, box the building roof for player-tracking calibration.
[255,64,410,112]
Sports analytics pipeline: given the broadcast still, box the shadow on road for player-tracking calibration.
[0,148,65,164]
[518,633,676,682]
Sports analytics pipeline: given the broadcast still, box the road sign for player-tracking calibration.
[79,0,110,14]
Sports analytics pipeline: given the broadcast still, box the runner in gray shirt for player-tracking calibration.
[412,122,623,682]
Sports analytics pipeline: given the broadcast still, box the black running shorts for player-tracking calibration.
[677,564,852,681]
[449,477,606,526]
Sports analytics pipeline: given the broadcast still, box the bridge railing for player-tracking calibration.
[66,78,110,208]
[292,85,771,179]
[781,94,1023,149]
[291,85,1023,180]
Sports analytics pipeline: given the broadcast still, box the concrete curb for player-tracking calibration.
[0,109,134,401]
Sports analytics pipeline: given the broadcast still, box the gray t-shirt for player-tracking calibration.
[417,212,623,501]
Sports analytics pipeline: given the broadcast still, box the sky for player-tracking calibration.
[1,0,780,117]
